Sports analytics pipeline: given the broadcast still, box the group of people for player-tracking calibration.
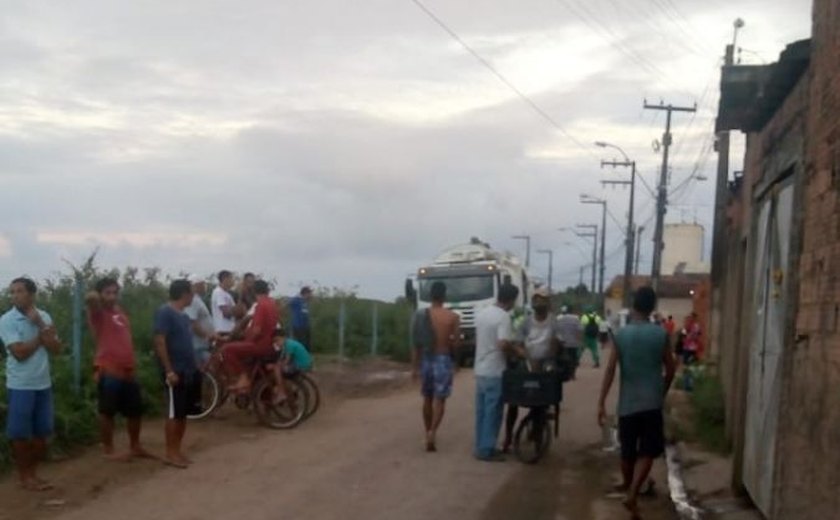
[411,283,677,519]
[0,272,314,490]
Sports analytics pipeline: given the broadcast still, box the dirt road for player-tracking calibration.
[0,359,676,520]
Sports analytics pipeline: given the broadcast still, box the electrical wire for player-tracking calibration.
[408,0,597,158]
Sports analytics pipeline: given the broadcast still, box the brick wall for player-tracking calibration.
[775,0,840,517]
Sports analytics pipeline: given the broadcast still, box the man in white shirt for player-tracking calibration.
[473,284,523,462]
[211,270,236,335]
[185,275,215,365]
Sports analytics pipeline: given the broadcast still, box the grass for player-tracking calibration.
[687,367,731,454]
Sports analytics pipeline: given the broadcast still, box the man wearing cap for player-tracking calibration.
[501,287,562,452]
[184,275,215,366]
[289,287,313,351]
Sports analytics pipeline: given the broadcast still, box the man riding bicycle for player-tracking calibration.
[501,287,562,453]
[221,280,279,393]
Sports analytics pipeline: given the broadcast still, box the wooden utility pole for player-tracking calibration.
[602,160,636,308]
[644,100,697,289]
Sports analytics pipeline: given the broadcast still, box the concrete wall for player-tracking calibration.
[774,1,840,517]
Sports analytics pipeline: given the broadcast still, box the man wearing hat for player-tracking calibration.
[501,286,562,452]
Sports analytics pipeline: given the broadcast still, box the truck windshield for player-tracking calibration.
[418,275,494,303]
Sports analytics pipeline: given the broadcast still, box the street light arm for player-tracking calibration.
[595,141,630,162]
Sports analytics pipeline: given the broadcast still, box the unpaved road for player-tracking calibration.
[0,359,676,520]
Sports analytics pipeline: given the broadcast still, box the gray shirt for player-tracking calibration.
[555,313,583,349]
[185,295,214,352]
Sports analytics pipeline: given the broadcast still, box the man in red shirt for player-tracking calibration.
[86,278,152,460]
[222,280,279,392]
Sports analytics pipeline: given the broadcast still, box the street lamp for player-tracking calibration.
[537,249,554,294]
[512,235,531,268]
[575,224,598,298]
[580,194,608,306]
[595,141,636,309]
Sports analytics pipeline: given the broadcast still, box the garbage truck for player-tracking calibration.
[405,237,534,366]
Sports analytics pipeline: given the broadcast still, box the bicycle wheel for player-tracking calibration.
[253,377,307,430]
[513,411,552,464]
[299,373,321,418]
[187,371,220,420]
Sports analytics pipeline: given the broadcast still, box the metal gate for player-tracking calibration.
[742,179,795,516]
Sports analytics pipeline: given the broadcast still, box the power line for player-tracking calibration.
[408,0,596,157]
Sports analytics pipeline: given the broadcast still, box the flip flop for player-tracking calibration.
[162,458,189,469]
[20,480,53,492]
[425,440,437,453]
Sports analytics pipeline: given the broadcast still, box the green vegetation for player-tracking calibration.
[0,260,413,469]
[679,366,730,454]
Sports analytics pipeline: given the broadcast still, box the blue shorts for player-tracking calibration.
[6,388,54,440]
[421,354,453,400]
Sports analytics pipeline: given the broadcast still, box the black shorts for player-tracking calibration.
[292,326,311,351]
[619,409,665,460]
[164,371,202,420]
[98,376,143,418]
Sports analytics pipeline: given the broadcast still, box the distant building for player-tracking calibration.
[604,273,709,330]
[662,223,710,275]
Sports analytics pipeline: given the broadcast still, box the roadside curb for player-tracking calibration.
[665,442,705,519]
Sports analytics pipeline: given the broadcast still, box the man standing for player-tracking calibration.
[153,279,200,469]
[289,286,313,351]
[580,307,602,368]
[222,280,279,392]
[411,281,460,453]
[236,272,257,309]
[185,275,215,365]
[473,284,522,462]
[211,270,236,336]
[598,287,676,519]
[0,278,62,490]
[556,305,583,380]
[86,277,151,460]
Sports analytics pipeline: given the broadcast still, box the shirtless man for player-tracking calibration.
[411,281,460,452]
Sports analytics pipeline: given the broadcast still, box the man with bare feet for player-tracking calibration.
[153,279,201,469]
[86,277,153,461]
[411,281,460,452]
[0,278,63,491]
[598,287,675,519]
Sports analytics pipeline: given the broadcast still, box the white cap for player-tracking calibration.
[188,274,205,284]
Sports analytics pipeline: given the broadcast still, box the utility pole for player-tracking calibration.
[635,226,645,275]
[537,249,554,293]
[512,235,531,268]
[644,100,697,289]
[580,196,608,309]
[579,266,585,287]
[576,225,598,299]
[601,161,636,308]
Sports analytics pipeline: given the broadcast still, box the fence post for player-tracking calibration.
[371,303,379,356]
[72,273,83,396]
[338,300,346,359]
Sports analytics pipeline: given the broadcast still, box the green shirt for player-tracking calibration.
[614,321,667,417]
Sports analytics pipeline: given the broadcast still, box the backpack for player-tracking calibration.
[584,314,600,339]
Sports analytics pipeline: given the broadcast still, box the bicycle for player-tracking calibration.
[188,340,308,429]
[287,372,320,419]
[502,362,563,464]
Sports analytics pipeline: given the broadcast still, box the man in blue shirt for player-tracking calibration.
[153,279,200,469]
[598,287,676,519]
[0,278,62,491]
[289,286,313,351]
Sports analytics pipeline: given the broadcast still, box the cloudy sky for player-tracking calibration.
[1,0,811,299]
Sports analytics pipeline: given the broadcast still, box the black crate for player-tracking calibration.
[502,370,563,407]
